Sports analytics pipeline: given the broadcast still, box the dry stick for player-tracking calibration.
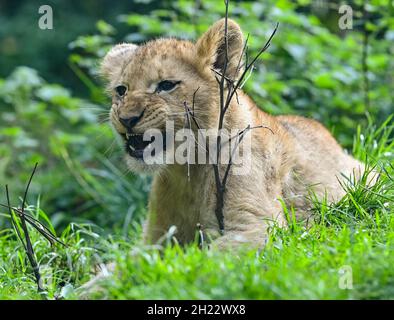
[6,163,44,292]
[222,125,274,189]
[184,97,274,237]
[183,93,218,243]
[182,88,203,179]
[183,88,200,179]
[191,86,199,116]
[225,23,279,115]
[184,88,217,165]
[183,101,218,167]
[0,203,65,246]
[182,99,209,247]
[212,0,278,234]
[182,2,277,235]
[183,101,193,179]
[212,0,230,234]
[235,33,250,77]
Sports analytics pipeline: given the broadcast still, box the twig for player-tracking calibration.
[180,1,277,236]
[0,203,65,246]
[4,163,45,293]
[222,125,274,189]
[211,0,278,234]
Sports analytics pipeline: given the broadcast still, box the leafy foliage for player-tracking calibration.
[0,67,148,229]
[70,0,394,146]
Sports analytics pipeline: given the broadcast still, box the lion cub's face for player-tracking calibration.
[101,19,244,173]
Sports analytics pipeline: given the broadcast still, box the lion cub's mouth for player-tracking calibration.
[122,132,165,160]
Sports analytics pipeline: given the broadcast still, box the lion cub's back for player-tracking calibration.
[276,115,364,202]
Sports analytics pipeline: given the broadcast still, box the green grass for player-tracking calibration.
[0,118,393,300]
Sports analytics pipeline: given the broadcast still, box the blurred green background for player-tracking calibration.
[0,0,393,232]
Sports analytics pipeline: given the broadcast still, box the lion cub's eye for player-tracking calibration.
[115,85,127,97]
[156,80,180,93]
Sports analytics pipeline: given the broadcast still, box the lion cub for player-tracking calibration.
[101,19,364,248]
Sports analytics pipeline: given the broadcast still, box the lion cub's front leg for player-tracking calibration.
[206,207,286,250]
[204,175,287,249]
[144,162,287,249]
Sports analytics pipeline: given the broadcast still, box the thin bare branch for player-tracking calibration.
[210,0,279,235]
[4,163,45,293]
[176,1,278,236]
[225,23,279,113]
[0,203,66,246]
[222,125,274,188]
[235,33,250,78]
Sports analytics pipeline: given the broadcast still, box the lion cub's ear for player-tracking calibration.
[100,43,138,81]
[196,19,244,80]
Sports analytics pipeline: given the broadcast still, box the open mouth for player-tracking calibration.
[122,132,165,160]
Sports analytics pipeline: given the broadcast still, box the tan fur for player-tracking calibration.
[101,19,364,248]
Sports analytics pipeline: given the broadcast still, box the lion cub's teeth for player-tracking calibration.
[126,133,139,139]
[129,145,135,151]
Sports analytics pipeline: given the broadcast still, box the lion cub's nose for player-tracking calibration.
[119,110,145,130]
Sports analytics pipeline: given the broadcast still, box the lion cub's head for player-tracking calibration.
[101,19,244,173]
